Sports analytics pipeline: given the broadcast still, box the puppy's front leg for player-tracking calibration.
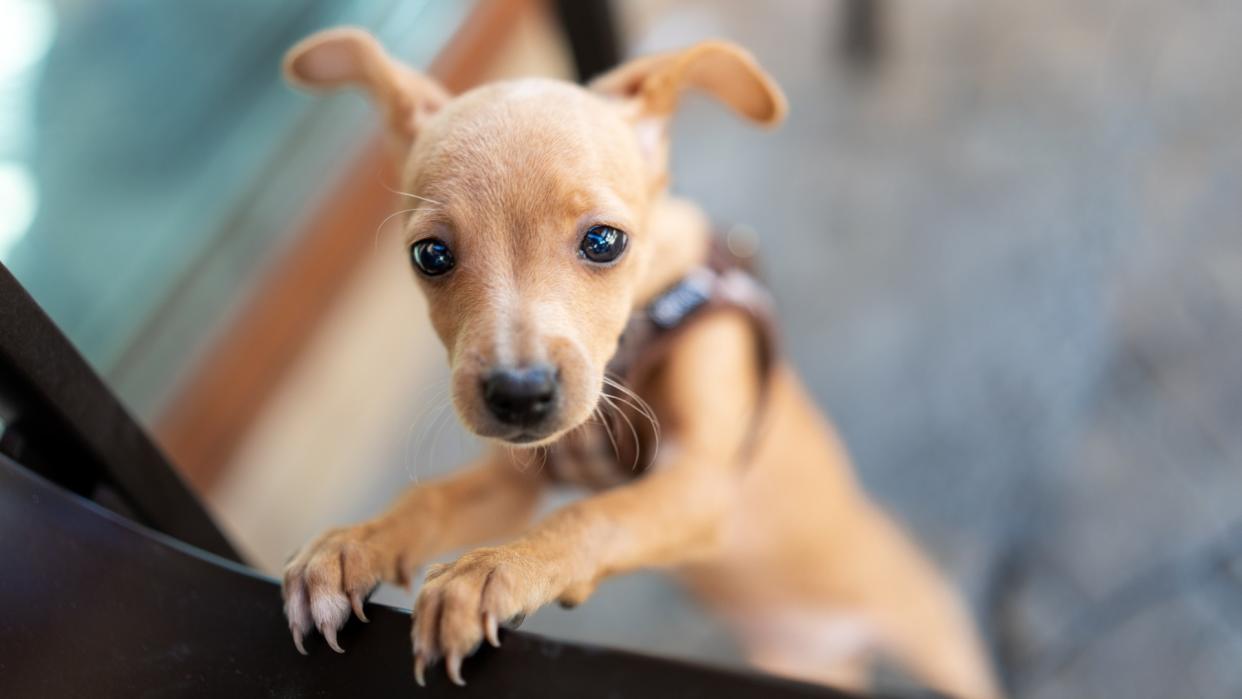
[412,457,738,684]
[413,314,759,685]
[282,454,542,654]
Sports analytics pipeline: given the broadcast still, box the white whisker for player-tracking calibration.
[601,392,641,472]
[374,206,421,251]
[595,405,621,464]
[406,379,450,483]
[602,391,658,436]
[603,375,662,469]
[381,182,444,208]
[603,375,659,432]
[425,398,456,474]
[507,446,526,473]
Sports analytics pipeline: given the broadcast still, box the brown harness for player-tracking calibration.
[544,236,778,488]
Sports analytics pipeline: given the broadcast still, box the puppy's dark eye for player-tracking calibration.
[410,238,455,276]
[579,225,628,264]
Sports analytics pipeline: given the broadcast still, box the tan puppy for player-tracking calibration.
[279,27,1002,699]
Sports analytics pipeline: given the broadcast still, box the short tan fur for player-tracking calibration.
[280,27,1002,698]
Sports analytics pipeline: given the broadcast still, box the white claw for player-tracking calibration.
[322,624,345,654]
[350,592,369,623]
[414,654,426,687]
[292,628,308,656]
[484,611,501,648]
[284,581,313,654]
[446,652,466,686]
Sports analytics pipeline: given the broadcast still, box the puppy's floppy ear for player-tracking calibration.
[589,40,787,128]
[283,27,448,143]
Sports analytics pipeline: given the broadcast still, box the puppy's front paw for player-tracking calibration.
[282,526,387,655]
[411,547,562,686]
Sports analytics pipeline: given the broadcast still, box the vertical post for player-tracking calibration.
[841,0,885,68]
[552,0,621,83]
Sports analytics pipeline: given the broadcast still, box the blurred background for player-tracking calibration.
[3,0,1242,696]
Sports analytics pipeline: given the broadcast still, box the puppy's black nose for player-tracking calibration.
[482,364,559,427]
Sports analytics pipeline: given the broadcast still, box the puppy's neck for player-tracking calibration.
[635,194,711,307]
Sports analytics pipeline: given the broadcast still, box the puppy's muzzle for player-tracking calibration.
[481,364,560,432]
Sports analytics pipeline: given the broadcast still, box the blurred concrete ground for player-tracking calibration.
[212,1,1242,697]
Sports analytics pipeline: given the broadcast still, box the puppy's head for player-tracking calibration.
[285,28,784,446]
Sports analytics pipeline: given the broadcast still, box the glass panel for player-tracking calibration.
[0,0,471,417]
